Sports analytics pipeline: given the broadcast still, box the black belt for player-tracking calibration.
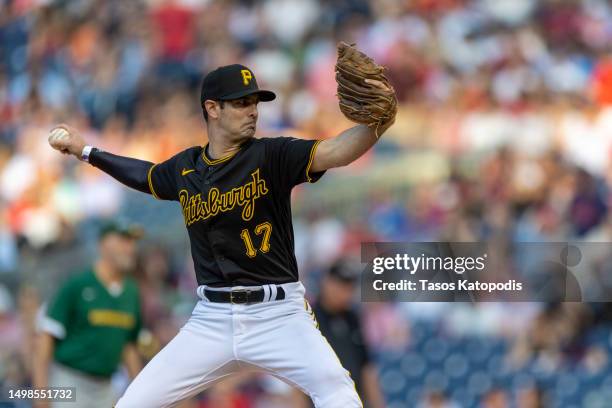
[204,287,286,304]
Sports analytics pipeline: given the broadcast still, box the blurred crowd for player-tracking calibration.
[2,0,612,406]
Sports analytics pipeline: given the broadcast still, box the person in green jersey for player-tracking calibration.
[32,222,144,408]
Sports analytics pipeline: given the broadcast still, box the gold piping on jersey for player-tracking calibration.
[202,144,240,165]
[305,140,323,183]
[179,168,269,225]
[148,164,160,199]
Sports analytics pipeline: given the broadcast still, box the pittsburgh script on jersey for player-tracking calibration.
[179,169,269,225]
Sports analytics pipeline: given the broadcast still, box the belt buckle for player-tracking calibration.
[230,289,251,304]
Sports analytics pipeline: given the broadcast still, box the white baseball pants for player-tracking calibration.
[115,282,362,408]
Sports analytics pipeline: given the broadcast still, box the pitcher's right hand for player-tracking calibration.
[48,124,86,160]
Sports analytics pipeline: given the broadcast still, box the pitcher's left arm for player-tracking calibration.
[310,78,395,173]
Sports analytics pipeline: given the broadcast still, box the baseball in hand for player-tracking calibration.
[48,127,70,152]
[48,125,85,158]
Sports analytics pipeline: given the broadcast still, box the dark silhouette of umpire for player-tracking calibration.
[312,259,386,408]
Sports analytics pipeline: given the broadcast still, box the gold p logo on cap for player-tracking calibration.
[241,69,253,86]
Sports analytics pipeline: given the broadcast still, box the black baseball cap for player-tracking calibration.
[98,221,144,240]
[327,258,361,283]
[200,64,276,104]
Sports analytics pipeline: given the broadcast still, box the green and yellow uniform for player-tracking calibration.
[42,269,142,378]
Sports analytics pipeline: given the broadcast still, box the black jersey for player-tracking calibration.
[147,136,324,287]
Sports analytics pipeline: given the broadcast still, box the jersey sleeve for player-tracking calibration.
[264,137,326,191]
[42,280,77,339]
[148,152,183,201]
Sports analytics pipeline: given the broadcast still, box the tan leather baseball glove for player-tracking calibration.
[335,42,397,137]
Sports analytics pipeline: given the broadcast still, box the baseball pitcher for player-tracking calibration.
[48,43,397,408]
